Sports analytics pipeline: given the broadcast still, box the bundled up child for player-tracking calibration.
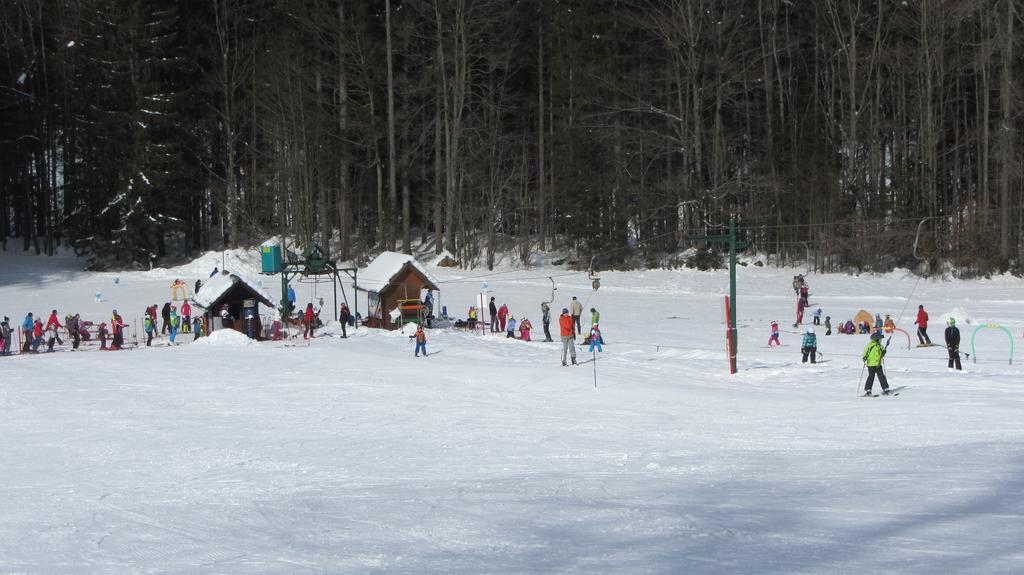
[144,314,155,346]
[588,324,603,353]
[31,319,44,352]
[192,316,203,340]
[519,317,533,341]
[411,325,428,357]
[506,316,517,339]
[767,320,781,348]
[813,308,822,325]
[801,327,817,364]
[825,316,832,336]
[98,322,109,350]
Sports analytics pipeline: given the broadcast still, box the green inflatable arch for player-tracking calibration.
[970,323,1014,365]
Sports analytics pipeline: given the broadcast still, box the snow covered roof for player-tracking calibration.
[355,251,440,293]
[191,270,278,310]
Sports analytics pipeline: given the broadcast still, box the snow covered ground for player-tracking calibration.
[2,246,1023,574]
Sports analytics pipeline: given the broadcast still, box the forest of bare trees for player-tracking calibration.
[1,0,1022,274]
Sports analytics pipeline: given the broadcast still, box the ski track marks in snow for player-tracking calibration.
[1,248,1024,573]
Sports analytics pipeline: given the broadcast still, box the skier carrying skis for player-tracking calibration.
[945,317,962,371]
[559,308,577,366]
[767,321,781,348]
[862,331,893,396]
[411,325,428,357]
[914,305,931,345]
[801,327,817,364]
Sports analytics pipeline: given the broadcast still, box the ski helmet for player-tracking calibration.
[871,331,884,341]
[948,317,956,326]
[806,327,814,334]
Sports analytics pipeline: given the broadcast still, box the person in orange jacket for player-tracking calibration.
[559,308,576,366]
[411,325,428,357]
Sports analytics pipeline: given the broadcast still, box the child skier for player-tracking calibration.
[506,315,517,339]
[169,307,179,345]
[588,324,603,353]
[824,316,832,336]
[767,321,781,347]
[945,317,962,371]
[801,327,817,364]
[813,308,822,326]
[883,314,895,333]
[862,331,892,396]
[193,316,202,340]
[411,325,428,357]
[794,298,806,327]
[181,301,192,334]
[144,314,155,346]
[0,317,11,355]
[31,318,44,352]
[45,322,60,352]
[98,322,109,350]
[519,317,533,342]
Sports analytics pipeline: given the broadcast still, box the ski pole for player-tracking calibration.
[592,348,597,388]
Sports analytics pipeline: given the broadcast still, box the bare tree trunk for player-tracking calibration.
[537,14,546,251]
[385,0,398,251]
[999,0,1014,259]
[337,4,351,259]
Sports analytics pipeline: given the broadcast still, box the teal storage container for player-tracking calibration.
[261,244,282,274]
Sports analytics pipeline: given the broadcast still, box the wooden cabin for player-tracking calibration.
[192,271,278,339]
[355,252,440,330]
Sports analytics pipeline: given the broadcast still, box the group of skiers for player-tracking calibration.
[468,295,601,366]
[0,309,133,354]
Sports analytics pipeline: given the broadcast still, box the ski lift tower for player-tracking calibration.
[260,240,357,323]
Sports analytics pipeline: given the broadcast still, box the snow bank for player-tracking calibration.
[938,306,973,326]
[192,328,255,347]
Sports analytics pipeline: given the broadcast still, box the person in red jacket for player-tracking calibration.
[913,304,931,346]
[303,303,315,339]
[31,319,44,352]
[559,307,577,366]
[45,309,64,346]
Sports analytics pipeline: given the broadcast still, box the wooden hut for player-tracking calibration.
[192,271,278,339]
[355,252,440,329]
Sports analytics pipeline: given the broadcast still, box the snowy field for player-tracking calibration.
[2,246,1024,574]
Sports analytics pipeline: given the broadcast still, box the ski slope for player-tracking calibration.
[2,247,1023,574]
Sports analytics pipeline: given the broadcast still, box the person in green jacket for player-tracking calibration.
[590,307,600,327]
[862,331,892,396]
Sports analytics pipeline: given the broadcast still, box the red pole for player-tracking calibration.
[724,295,736,374]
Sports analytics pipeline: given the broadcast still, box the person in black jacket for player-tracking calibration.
[489,297,498,333]
[161,302,172,335]
[945,317,962,371]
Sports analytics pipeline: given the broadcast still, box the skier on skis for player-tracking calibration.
[767,321,781,348]
[489,297,498,333]
[144,314,155,346]
[31,318,44,352]
[588,324,603,353]
[945,317,962,371]
[181,300,192,334]
[411,325,428,357]
[570,297,584,335]
[519,317,533,341]
[559,308,577,366]
[794,297,806,327]
[862,331,893,396]
[110,310,126,350]
[914,305,931,346]
[1,317,11,355]
[169,306,180,345]
[801,327,817,364]
[540,302,553,342]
